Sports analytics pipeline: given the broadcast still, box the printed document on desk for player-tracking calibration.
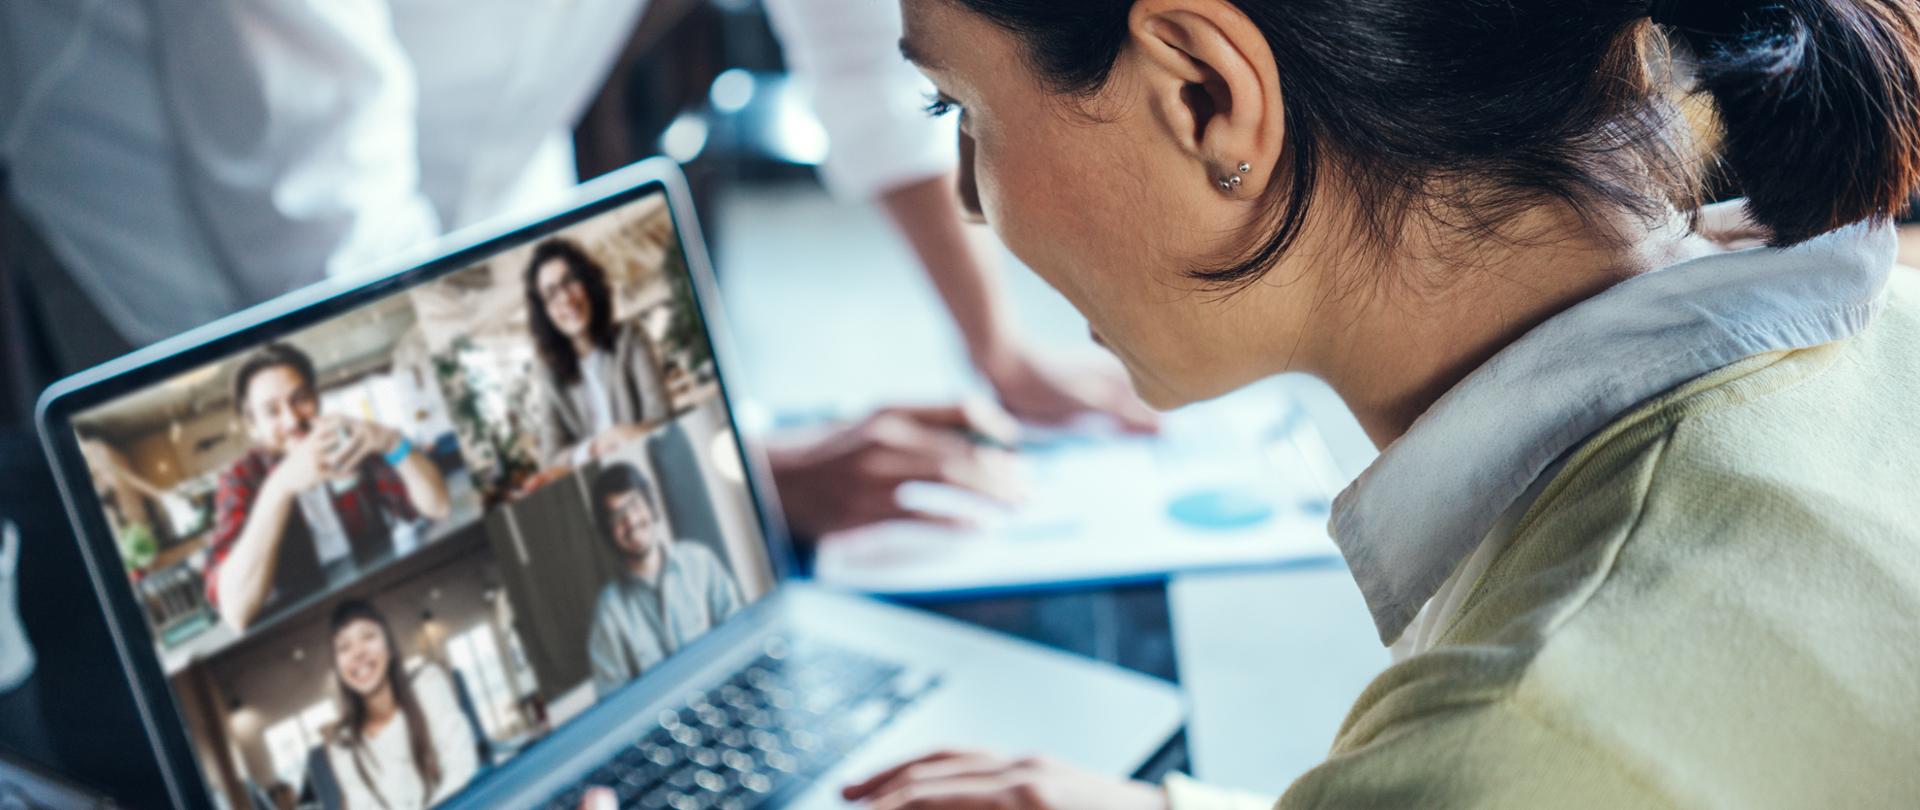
[812,379,1347,596]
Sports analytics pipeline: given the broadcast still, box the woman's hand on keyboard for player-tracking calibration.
[842,749,1168,810]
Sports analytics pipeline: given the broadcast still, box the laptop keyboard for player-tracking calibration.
[541,637,940,810]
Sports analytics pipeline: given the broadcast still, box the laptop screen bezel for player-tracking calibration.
[33,159,800,809]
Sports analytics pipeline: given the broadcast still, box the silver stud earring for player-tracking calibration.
[1218,161,1252,193]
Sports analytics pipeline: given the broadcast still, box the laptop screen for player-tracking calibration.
[64,186,778,809]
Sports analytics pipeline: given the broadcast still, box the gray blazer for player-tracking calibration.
[536,320,672,464]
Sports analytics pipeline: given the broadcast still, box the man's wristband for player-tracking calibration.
[384,435,414,467]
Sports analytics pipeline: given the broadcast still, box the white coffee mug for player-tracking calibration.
[0,518,34,694]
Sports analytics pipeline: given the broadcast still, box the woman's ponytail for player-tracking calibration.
[1661,0,1920,245]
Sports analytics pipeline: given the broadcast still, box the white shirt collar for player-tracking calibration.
[1330,221,1898,645]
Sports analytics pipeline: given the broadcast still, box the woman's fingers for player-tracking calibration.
[868,774,1017,810]
[873,401,1022,449]
[861,414,1024,505]
[882,443,1023,506]
[856,751,1024,806]
[844,750,993,800]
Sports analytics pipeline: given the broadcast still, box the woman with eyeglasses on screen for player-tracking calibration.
[807,0,1920,808]
[325,600,477,810]
[523,237,674,470]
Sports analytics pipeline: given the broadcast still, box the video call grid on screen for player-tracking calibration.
[62,188,778,809]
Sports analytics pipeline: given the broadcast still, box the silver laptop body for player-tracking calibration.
[37,159,1184,810]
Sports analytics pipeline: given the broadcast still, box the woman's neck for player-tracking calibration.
[362,681,399,735]
[571,333,596,358]
[1303,204,1710,449]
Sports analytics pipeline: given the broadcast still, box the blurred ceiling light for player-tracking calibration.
[228,705,261,736]
[710,68,755,115]
[660,113,710,163]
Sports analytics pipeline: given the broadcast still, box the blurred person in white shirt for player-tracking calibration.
[0,0,1148,535]
[0,0,1150,430]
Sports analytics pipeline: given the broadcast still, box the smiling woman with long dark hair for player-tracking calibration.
[832,0,1920,807]
[523,237,674,467]
[324,600,477,809]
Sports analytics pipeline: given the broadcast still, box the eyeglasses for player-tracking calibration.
[538,275,585,306]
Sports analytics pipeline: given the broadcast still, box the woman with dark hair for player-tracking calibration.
[523,237,673,466]
[324,600,477,809]
[823,0,1920,808]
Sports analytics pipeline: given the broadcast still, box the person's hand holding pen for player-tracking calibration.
[766,401,1028,538]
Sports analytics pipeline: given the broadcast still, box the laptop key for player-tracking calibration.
[721,749,755,773]
[639,785,676,810]
[739,772,774,795]
[763,751,798,774]
[618,777,653,803]
[644,743,677,766]
[666,767,700,791]
[667,791,709,810]
[693,768,728,793]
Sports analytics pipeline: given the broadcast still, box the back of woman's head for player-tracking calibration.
[958,0,1920,282]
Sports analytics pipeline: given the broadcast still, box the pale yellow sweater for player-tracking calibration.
[1175,269,1920,809]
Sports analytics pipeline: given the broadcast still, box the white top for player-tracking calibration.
[1328,212,1899,648]
[326,664,480,810]
[0,0,952,345]
[577,349,617,437]
[569,348,616,466]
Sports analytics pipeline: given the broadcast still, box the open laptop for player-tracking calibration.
[35,159,1184,810]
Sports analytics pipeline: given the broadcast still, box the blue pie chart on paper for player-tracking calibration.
[1167,488,1276,531]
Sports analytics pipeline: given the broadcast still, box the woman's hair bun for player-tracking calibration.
[1663,0,1920,245]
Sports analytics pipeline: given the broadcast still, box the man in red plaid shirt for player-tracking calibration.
[207,343,450,631]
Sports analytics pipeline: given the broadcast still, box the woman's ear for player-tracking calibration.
[1124,0,1283,197]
